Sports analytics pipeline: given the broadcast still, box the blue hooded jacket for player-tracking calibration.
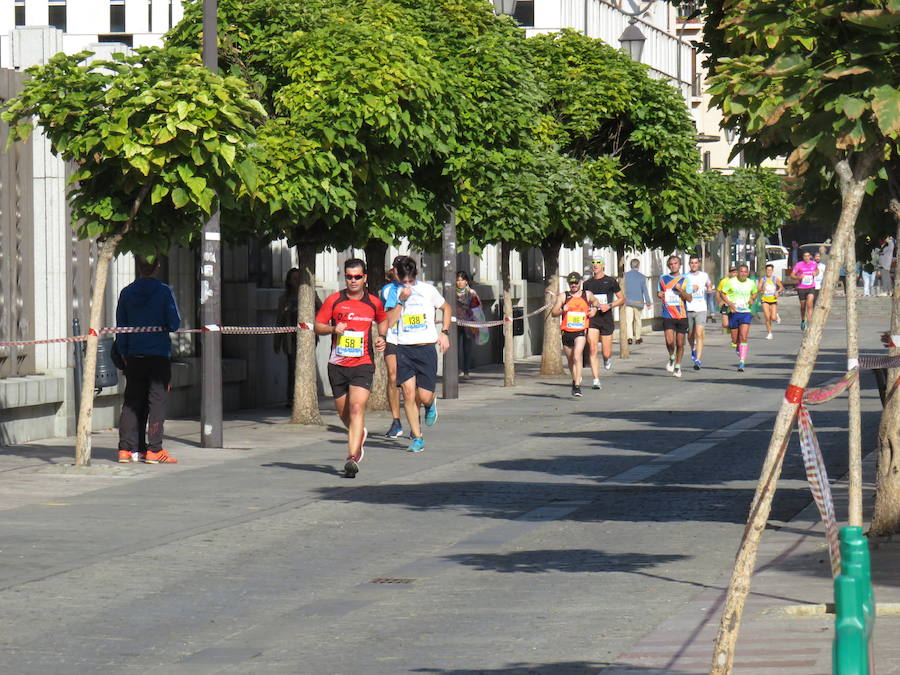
[115,277,181,358]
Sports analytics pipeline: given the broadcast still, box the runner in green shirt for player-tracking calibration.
[721,264,758,372]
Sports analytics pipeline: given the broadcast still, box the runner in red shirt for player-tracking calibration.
[315,258,388,478]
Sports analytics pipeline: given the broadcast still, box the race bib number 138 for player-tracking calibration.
[402,313,427,332]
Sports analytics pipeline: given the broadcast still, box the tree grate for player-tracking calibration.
[369,578,415,584]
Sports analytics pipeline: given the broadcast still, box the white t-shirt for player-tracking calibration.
[685,271,710,313]
[814,262,825,290]
[391,281,446,346]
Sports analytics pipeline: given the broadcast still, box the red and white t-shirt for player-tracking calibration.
[316,291,386,366]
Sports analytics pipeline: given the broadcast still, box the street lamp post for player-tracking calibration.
[200,0,223,448]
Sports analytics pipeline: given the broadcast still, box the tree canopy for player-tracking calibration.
[1,47,266,257]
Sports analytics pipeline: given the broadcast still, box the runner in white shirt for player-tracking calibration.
[383,256,451,454]
[685,256,713,370]
[813,252,826,300]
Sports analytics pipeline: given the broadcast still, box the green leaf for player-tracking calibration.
[150,183,169,205]
[171,187,190,208]
[871,85,900,136]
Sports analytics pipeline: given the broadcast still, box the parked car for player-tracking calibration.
[800,242,831,259]
[766,245,789,281]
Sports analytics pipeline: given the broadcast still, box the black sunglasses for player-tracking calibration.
[345,274,365,281]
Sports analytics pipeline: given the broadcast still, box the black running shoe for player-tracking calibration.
[573,385,583,397]
[344,459,359,478]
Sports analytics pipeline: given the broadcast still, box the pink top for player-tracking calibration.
[793,260,819,289]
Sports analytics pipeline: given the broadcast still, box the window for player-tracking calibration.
[110,0,125,32]
[98,33,133,47]
[168,0,173,29]
[702,151,711,172]
[148,0,153,31]
[512,1,534,26]
[14,0,25,27]
[48,0,66,32]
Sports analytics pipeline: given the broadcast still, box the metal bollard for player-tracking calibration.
[833,526,875,674]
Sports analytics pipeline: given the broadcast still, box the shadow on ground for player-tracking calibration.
[445,548,688,574]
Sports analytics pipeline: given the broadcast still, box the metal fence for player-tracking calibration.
[0,69,34,378]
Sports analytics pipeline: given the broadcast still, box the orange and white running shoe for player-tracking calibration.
[143,449,178,464]
[117,450,138,463]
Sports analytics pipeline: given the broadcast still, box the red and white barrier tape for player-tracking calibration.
[0,323,316,348]
[797,403,842,577]
[456,301,554,328]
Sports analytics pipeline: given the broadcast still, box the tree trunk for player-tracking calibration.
[870,198,900,535]
[540,238,563,376]
[617,244,630,359]
[291,244,323,425]
[755,231,767,279]
[364,239,389,411]
[74,234,123,466]
[501,241,515,387]
[711,149,879,674]
[845,227,863,528]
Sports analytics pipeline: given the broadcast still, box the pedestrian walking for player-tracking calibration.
[115,258,181,464]
[623,259,652,345]
[791,250,818,331]
[862,244,877,296]
[454,271,483,379]
[757,263,784,339]
[877,236,895,296]
[383,256,452,453]
[583,258,624,387]
[658,256,692,378]
[274,267,300,406]
[314,258,388,478]
[721,264,758,372]
[380,263,404,438]
[551,272,601,396]
[685,255,713,370]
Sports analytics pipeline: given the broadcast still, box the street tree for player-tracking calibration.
[699,167,793,274]
[700,0,899,668]
[1,47,265,465]
[525,30,706,359]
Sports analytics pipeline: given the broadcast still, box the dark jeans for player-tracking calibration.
[457,325,474,375]
[118,356,171,452]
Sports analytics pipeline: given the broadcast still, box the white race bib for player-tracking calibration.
[664,289,680,306]
[801,274,813,286]
[335,330,364,358]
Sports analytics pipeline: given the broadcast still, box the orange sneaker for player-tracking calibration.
[143,449,178,464]
[117,450,137,463]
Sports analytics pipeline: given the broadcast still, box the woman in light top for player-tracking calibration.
[757,263,784,340]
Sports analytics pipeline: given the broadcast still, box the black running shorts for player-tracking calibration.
[328,363,375,398]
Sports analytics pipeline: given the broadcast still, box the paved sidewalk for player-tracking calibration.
[610,449,900,674]
[0,300,894,674]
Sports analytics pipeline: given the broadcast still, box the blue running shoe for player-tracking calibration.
[408,436,426,453]
[690,348,697,361]
[424,400,438,426]
[386,419,403,438]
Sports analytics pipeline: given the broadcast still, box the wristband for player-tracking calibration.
[378,334,386,340]
[441,329,450,335]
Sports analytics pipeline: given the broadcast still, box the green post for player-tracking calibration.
[833,526,875,674]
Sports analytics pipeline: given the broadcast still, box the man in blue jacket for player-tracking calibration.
[115,258,181,464]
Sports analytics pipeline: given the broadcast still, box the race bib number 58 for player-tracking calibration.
[402,313,427,332]
[336,330,364,357]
